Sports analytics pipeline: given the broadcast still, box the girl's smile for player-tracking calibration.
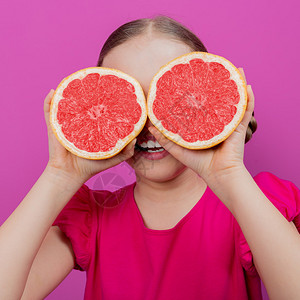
[135,123,170,160]
[135,141,169,160]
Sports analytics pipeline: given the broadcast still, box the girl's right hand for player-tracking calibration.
[44,89,136,184]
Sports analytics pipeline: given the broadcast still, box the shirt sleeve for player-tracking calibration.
[237,171,300,275]
[52,183,95,271]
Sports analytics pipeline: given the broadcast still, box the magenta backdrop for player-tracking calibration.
[1,0,299,299]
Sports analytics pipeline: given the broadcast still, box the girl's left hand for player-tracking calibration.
[149,68,254,184]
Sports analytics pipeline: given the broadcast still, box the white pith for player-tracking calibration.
[50,67,147,159]
[147,52,247,149]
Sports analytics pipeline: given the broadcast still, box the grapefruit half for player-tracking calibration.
[147,52,247,149]
[50,67,147,159]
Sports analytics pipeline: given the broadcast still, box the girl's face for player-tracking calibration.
[102,33,192,183]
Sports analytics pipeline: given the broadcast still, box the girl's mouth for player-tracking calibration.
[134,139,169,160]
[135,140,164,153]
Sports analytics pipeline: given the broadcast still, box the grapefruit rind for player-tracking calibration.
[50,67,147,160]
[147,52,247,149]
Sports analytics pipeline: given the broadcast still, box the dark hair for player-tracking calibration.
[97,16,208,67]
[97,15,257,143]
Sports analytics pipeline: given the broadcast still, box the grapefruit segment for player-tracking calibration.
[147,52,247,149]
[50,67,147,160]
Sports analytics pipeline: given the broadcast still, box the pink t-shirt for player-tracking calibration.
[53,172,300,300]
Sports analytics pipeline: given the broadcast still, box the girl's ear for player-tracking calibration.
[245,111,257,143]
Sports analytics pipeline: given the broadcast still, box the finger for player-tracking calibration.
[247,85,255,113]
[97,138,137,170]
[238,68,247,85]
[148,126,185,159]
[44,89,55,128]
[117,138,137,161]
[240,85,255,129]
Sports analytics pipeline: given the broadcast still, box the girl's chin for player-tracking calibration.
[126,152,187,183]
[136,165,187,183]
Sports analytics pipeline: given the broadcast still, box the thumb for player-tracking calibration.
[44,89,55,129]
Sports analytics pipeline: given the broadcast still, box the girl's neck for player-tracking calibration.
[134,167,207,206]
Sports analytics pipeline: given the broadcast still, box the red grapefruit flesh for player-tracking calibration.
[50,67,147,159]
[147,52,247,149]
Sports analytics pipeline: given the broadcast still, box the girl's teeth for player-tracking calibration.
[139,140,162,149]
[148,148,164,153]
[155,141,161,147]
[148,140,156,148]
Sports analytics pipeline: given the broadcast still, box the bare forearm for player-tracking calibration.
[209,167,300,300]
[0,165,84,300]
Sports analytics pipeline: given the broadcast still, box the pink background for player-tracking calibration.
[1,0,299,299]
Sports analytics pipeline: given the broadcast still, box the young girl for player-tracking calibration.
[0,16,299,300]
